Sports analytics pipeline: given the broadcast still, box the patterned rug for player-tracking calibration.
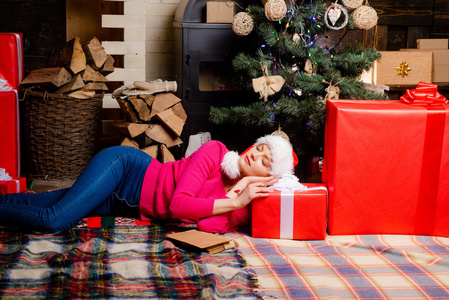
[226,232,449,299]
[0,222,259,299]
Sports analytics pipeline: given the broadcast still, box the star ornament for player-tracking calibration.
[395,61,412,77]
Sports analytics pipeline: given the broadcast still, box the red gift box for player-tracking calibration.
[0,33,23,89]
[0,90,20,178]
[0,177,27,194]
[0,33,23,178]
[323,88,449,236]
[251,183,328,240]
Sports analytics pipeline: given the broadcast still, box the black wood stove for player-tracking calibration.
[173,0,260,153]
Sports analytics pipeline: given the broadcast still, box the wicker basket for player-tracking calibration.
[22,88,104,179]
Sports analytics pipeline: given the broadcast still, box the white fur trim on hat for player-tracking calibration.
[221,151,241,179]
[255,135,294,176]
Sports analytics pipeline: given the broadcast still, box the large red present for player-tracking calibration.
[0,33,23,89]
[323,84,449,236]
[251,183,328,240]
[0,90,21,178]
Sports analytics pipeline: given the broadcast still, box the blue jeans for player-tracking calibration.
[0,146,152,232]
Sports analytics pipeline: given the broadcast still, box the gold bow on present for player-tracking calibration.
[252,63,285,101]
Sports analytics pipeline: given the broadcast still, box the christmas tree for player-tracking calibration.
[210,0,388,161]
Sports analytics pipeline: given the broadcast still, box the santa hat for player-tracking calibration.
[221,134,298,179]
[254,135,297,176]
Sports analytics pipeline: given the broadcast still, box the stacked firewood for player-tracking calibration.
[21,36,113,98]
[112,81,187,162]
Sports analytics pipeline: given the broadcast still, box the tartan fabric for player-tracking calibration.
[75,216,153,228]
[226,232,449,299]
[0,223,259,299]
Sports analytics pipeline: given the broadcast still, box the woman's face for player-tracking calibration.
[238,144,272,177]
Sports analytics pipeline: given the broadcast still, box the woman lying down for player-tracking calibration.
[0,134,297,233]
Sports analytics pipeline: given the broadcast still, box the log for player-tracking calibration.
[128,95,152,122]
[100,55,115,75]
[145,123,182,148]
[47,37,87,75]
[82,65,109,82]
[150,92,181,119]
[120,137,139,148]
[139,94,155,108]
[116,97,141,123]
[82,82,109,91]
[141,145,158,158]
[113,121,149,138]
[68,90,95,99]
[155,103,187,137]
[54,73,85,94]
[160,144,175,163]
[21,67,72,87]
[82,36,108,70]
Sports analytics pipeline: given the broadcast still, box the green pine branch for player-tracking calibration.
[210,102,277,126]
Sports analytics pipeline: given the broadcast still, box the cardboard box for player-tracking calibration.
[323,99,449,236]
[167,229,237,254]
[417,38,448,50]
[206,1,235,23]
[400,49,449,83]
[0,177,27,194]
[0,90,20,178]
[374,51,433,85]
[251,183,328,240]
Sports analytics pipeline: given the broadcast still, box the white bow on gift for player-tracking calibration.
[270,174,308,191]
[0,168,13,181]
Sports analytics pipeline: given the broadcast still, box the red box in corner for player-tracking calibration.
[323,99,449,236]
[0,33,23,89]
[0,177,27,194]
[0,90,21,178]
[251,183,328,240]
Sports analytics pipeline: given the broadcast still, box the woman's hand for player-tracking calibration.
[230,176,279,208]
[213,176,278,216]
[227,176,278,198]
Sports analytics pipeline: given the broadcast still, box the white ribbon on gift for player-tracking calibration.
[0,168,20,193]
[270,174,328,239]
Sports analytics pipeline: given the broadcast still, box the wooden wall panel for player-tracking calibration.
[66,0,123,42]
[370,0,434,26]
[432,0,449,39]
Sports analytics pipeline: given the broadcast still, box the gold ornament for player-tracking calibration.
[324,3,349,30]
[271,125,290,142]
[328,5,341,25]
[341,0,363,10]
[352,4,378,30]
[252,62,285,101]
[265,0,287,21]
[395,61,412,77]
[292,33,301,45]
[304,59,314,74]
[323,79,340,100]
[232,12,254,36]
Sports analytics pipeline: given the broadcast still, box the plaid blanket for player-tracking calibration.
[0,223,259,299]
[227,232,449,299]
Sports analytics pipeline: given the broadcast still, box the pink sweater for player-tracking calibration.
[139,140,249,233]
